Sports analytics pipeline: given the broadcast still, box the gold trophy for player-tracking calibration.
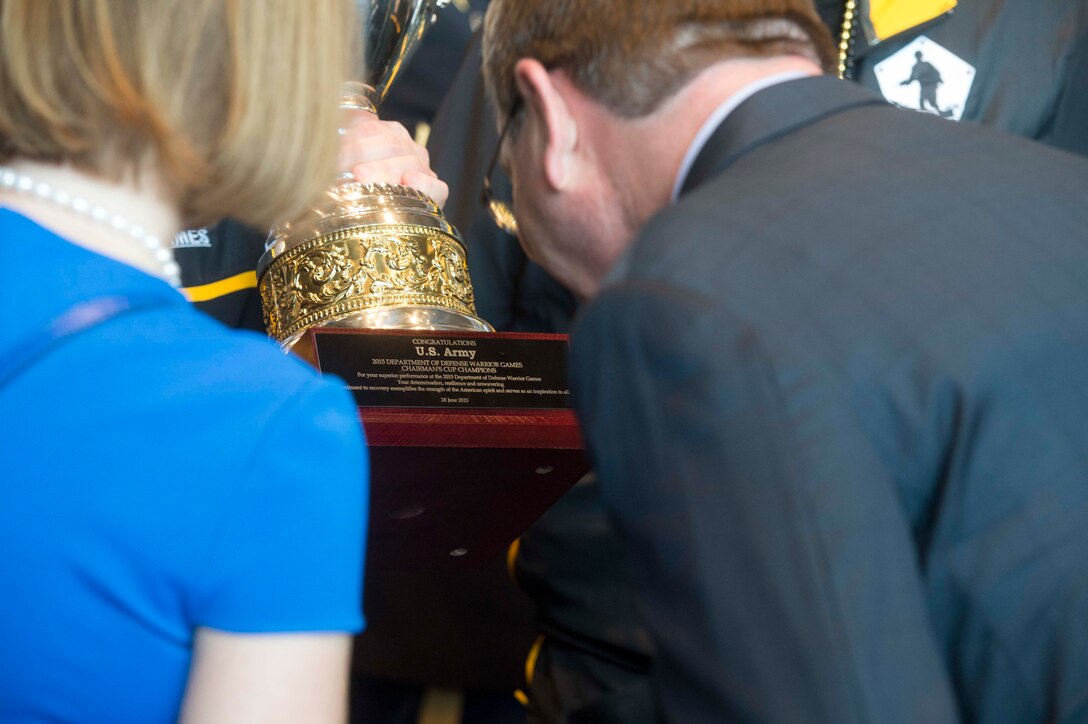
[258,0,492,355]
[257,1,588,571]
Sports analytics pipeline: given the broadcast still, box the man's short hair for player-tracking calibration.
[0,0,355,229]
[483,0,835,123]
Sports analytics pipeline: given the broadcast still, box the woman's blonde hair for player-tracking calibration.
[0,0,355,229]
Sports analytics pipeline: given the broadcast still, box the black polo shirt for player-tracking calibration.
[175,219,266,333]
[822,0,1087,156]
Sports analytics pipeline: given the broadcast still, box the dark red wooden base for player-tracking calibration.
[364,408,589,569]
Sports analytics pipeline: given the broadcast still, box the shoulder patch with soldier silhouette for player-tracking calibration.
[873,36,976,122]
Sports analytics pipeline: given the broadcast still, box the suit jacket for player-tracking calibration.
[570,76,1088,723]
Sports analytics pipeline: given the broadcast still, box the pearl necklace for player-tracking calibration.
[0,166,182,287]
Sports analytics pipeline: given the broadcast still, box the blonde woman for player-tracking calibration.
[0,1,421,721]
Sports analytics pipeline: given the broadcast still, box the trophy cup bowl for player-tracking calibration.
[258,0,493,353]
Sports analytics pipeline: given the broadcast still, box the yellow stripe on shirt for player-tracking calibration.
[524,635,545,687]
[181,270,257,303]
[506,538,521,581]
[868,0,956,42]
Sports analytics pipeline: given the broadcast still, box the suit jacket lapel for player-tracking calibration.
[680,75,887,197]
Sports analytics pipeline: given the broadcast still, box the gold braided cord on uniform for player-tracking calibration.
[837,0,858,79]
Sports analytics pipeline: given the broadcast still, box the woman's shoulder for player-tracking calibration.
[94,302,363,456]
[133,303,330,388]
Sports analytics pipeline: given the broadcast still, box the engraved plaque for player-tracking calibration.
[311,328,571,410]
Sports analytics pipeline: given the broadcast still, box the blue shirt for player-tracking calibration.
[0,209,368,723]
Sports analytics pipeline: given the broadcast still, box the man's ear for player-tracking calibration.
[512,58,578,192]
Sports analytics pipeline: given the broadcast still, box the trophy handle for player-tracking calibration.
[357,0,444,105]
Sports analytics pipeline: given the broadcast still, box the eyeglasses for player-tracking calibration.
[481,97,522,236]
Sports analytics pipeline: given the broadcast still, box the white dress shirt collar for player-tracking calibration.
[670,70,813,203]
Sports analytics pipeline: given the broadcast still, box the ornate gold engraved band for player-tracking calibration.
[259,223,479,345]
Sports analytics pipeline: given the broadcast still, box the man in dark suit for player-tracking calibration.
[481,0,1088,721]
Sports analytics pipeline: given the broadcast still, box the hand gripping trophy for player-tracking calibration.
[258,0,493,353]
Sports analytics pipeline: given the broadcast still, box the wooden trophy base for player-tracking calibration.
[308,327,590,570]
